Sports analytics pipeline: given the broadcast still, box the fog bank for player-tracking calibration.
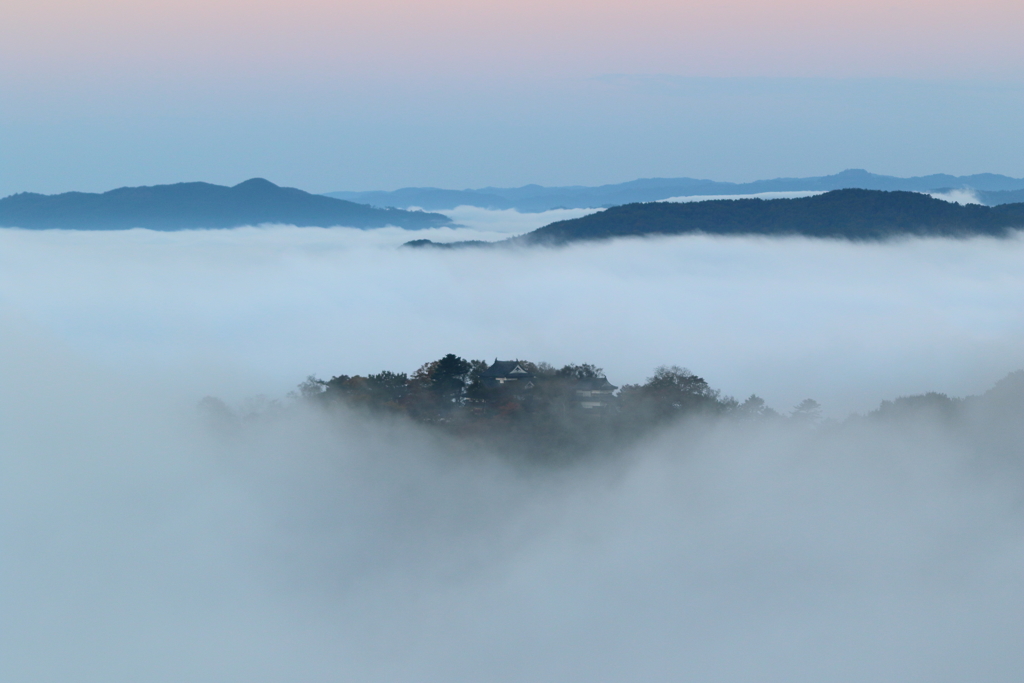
[2,321,1023,682]
[1,226,1022,414]
[2,225,1024,680]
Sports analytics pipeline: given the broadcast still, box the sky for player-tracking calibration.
[3,0,1024,195]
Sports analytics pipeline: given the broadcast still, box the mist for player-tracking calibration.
[2,223,1022,413]
[929,188,984,206]
[2,223,1024,681]
[435,205,602,234]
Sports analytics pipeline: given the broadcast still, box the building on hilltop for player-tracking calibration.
[573,376,618,411]
[480,360,535,390]
[478,358,618,414]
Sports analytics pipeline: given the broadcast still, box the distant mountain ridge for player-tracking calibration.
[329,169,1024,213]
[971,188,1024,206]
[0,178,453,231]
[404,189,1024,249]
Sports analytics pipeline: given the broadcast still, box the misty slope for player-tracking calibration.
[328,169,1024,212]
[0,178,453,230]
[517,189,1024,245]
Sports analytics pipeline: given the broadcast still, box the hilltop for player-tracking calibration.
[220,355,1024,461]
[329,169,1024,213]
[0,178,453,231]
[404,190,1024,249]
[519,190,1024,245]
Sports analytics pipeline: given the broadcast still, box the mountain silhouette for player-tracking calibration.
[518,190,1024,245]
[0,178,453,230]
[329,169,1024,213]
[404,190,1024,248]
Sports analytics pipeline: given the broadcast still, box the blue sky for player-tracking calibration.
[5,0,1024,196]
[4,76,1024,196]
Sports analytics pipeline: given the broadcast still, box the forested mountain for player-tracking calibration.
[328,169,1024,213]
[0,178,453,230]
[518,190,1024,245]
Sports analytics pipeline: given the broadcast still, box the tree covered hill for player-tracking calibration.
[282,355,752,459]
[518,189,1024,245]
[0,178,453,230]
[197,354,1024,462]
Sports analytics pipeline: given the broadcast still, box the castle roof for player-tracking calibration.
[574,377,617,391]
[481,359,533,379]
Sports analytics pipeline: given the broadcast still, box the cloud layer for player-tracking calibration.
[2,225,1022,413]
[2,319,1023,681]
[2,226,1024,680]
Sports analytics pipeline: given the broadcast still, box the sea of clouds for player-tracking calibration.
[2,220,1023,682]
[2,220,1021,412]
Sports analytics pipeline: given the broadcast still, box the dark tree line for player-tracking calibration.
[295,354,799,458]
[203,363,1024,463]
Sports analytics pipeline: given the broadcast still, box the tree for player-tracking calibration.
[618,366,726,423]
[429,353,473,406]
[532,362,556,376]
[197,395,236,427]
[295,375,326,399]
[556,363,605,380]
[320,374,373,406]
[646,366,715,400]
[791,398,822,424]
[464,359,491,402]
[736,394,779,419]
[366,371,409,405]
[646,366,717,409]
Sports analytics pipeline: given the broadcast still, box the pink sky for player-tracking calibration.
[3,0,1023,194]
[5,0,1024,83]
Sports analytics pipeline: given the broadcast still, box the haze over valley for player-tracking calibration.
[327,168,1024,212]
[4,218,1024,681]
[6,173,1024,245]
